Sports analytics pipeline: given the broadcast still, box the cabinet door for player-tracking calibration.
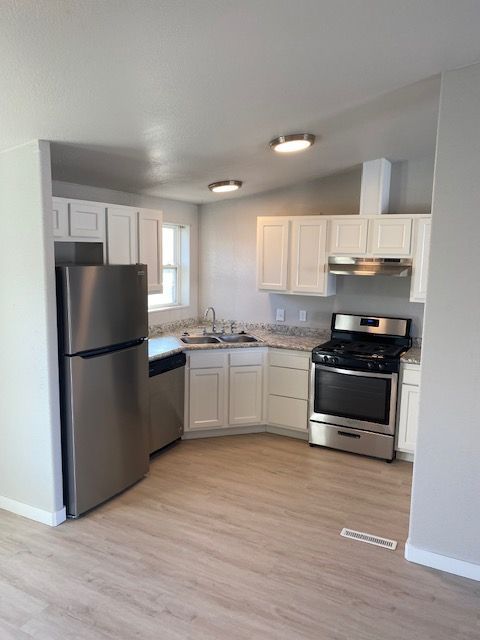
[52,197,68,238]
[410,218,431,303]
[229,365,263,426]
[290,217,331,295]
[397,384,419,453]
[106,207,138,265]
[69,201,106,239]
[189,367,226,430]
[369,217,412,256]
[138,209,163,292]
[268,395,308,431]
[329,217,368,255]
[256,217,289,290]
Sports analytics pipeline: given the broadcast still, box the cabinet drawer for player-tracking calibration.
[269,366,309,400]
[402,367,421,386]
[188,351,227,369]
[229,350,264,367]
[268,395,308,431]
[269,350,310,370]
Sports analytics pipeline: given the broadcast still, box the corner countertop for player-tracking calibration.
[401,346,422,365]
[148,327,422,365]
[148,328,328,362]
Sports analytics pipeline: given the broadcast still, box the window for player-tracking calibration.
[148,224,190,310]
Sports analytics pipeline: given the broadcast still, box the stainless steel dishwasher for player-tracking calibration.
[148,352,186,454]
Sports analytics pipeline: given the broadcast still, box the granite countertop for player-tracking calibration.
[148,324,422,365]
[148,327,329,361]
[401,346,422,365]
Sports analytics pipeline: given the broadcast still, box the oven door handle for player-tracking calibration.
[314,363,397,380]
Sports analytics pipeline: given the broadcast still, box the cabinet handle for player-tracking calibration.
[337,431,361,439]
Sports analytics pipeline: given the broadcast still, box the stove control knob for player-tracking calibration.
[323,356,329,363]
[367,362,374,370]
[378,364,385,371]
[332,357,339,365]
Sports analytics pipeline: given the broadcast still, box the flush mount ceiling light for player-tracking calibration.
[208,179,243,193]
[269,133,315,153]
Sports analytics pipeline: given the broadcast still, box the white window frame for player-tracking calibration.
[148,223,190,312]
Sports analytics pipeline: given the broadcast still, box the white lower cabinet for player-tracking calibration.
[185,349,265,433]
[184,347,312,436]
[396,364,421,455]
[189,367,226,430]
[229,365,263,425]
[267,349,310,432]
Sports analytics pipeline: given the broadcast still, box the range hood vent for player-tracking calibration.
[328,257,412,277]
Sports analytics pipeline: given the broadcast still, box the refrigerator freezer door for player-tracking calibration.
[62,341,149,517]
[57,265,148,354]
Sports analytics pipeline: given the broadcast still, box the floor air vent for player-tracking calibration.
[340,528,397,550]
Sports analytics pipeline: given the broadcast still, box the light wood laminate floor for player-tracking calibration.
[1,433,479,639]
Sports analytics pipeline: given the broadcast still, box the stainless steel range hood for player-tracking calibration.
[328,257,412,277]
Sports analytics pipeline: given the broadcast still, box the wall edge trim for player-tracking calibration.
[0,495,66,527]
[405,540,480,582]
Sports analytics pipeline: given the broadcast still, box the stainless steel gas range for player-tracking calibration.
[309,313,412,461]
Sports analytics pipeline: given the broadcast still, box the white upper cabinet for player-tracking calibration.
[369,217,412,256]
[257,216,334,297]
[138,209,163,292]
[69,201,106,240]
[257,217,289,291]
[290,217,335,295]
[106,206,139,265]
[410,217,432,303]
[52,198,105,243]
[52,197,68,239]
[329,217,368,255]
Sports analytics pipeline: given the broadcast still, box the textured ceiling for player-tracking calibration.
[1,0,480,203]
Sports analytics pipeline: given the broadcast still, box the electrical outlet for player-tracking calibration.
[299,310,307,322]
[275,308,285,322]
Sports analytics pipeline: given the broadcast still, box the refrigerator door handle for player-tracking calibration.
[76,338,146,359]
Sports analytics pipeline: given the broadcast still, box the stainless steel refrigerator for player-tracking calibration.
[56,265,149,517]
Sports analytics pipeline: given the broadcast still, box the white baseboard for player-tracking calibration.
[266,425,309,441]
[0,495,66,527]
[182,425,266,440]
[396,450,414,462]
[405,540,480,582]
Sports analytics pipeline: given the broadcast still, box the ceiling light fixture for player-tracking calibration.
[208,179,243,193]
[269,133,315,153]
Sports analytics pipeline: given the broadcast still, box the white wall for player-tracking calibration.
[407,63,480,580]
[52,181,199,325]
[0,141,64,525]
[199,160,432,336]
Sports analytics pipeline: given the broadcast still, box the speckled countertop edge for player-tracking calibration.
[400,346,421,365]
[148,327,329,361]
[148,325,421,364]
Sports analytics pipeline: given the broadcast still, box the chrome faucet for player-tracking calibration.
[204,306,216,334]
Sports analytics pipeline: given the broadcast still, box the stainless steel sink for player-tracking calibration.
[181,336,221,344]
[218,334,260,343]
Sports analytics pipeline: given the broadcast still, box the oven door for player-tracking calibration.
[310,364,398,435]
